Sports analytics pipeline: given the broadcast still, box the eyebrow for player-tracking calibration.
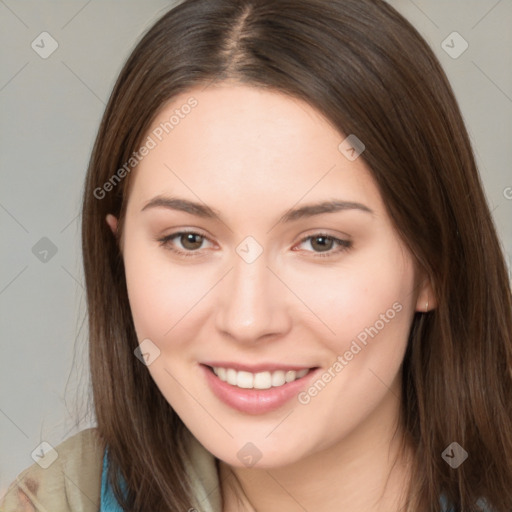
[141,195,374,223]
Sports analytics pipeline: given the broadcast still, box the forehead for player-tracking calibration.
[126,84,382,216]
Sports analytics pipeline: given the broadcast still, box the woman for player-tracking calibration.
[2,0,511,510]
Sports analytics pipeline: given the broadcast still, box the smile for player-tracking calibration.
[212,367,310,389]
[201,363,319,414]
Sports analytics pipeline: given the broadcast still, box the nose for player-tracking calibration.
[214,250,292,344]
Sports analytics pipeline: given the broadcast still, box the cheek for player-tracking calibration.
[284,250,415,449]
[288,246,415,355]
[123,240,210,344]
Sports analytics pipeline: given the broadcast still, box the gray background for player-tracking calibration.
[1,0,511,492]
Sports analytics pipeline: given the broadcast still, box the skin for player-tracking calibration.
[106,83,435,511]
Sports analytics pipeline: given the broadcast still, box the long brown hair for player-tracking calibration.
[81,0,512,510]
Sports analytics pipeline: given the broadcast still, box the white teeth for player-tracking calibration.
[212,366,311,389]
[237,371,254,389]
[226,368,238,386]
[271,370,286,387]
[253,371,272,389]
[216,367,227,381]
[285,370,296,383]
[296,369,309,378]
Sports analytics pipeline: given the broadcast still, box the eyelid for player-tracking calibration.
[157,229,353,259]
[295,228,352,244]
[293,231,352,257]
[157,229,215,253]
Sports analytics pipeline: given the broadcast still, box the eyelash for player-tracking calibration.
[157,230,352,259]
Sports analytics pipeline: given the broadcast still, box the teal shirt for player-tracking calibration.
[99,447,491,511]
[100,448,126,512]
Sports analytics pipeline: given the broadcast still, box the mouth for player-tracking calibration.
[200,362,320,414]
[209,365,311,389]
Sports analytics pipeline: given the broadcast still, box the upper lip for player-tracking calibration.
[201,361,317,373]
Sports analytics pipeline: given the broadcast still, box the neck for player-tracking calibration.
[219,380,414,512]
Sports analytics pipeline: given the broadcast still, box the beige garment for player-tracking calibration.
[0,428,222,512]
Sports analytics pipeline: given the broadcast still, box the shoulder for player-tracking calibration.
[182,430,222,512]
[0,427,105,512]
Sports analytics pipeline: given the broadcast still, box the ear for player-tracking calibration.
[105,214,118,236]
[415,276,436,313]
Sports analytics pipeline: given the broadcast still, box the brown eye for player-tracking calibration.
[295,233,352,258]
[157,230,213,258]
[310,235,334,252]
[179,233,204,250]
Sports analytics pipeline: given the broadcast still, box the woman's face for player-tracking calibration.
[107,83,430,468]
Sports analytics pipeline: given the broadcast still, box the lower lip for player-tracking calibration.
[201,364,319,414]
